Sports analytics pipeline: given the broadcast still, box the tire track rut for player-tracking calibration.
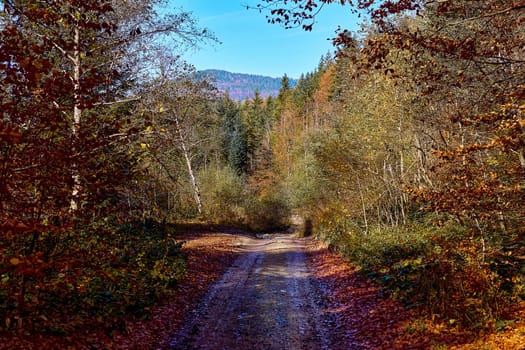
[170,235,334,350]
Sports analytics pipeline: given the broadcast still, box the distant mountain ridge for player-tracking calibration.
[197,69,297,101]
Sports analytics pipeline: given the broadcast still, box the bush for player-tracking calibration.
[283,151,325,213]
[0,220,186,334]
[198,166,246,225]
[315,210,519,330]
[198,166,291,232]
[244,191,291,232]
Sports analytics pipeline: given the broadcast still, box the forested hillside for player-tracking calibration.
[1,0,524,348]
[197,69,297,101]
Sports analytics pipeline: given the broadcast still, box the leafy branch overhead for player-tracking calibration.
[0,0,524,347]
[0,0,215,339]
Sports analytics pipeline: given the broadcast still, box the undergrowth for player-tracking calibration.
[199,166,290,232]
[315,211,524,330]
[0,220,186,335]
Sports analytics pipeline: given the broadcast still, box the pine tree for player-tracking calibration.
[218,95,248,175]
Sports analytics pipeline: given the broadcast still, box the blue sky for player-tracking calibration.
[173,1,361,79]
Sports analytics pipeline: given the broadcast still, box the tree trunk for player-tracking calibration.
[357,178,368,234]
[173,114,202,214]
[70,26,82,212]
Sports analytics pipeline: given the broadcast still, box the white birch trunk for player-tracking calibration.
[173,114,202,214]
[70,26,82,212]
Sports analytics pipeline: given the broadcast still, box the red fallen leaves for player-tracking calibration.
[109,231,242,349]
[2,232,523,349]
[306,240,525,350]
[0,230,242,350]
[0,121,22,144]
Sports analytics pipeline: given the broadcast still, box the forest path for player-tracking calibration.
[169,234,335,350]
[111,228,517,349]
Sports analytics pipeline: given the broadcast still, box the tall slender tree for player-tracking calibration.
[218,94,248,175]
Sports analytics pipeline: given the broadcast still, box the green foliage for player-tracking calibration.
[198,164,292,232]
[0,221,186,333]
[316,210,520,329]
[244,190,291,232]
[217,96,248,174]
[315,204,429,268]
[242,90,266,170]
[284,150,325,213]
[199,166,247,225]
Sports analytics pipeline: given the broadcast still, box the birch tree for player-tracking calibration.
[134,64,220,217]
[0,0,220,334]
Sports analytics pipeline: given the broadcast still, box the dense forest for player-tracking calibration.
[0,0,524,346]
[196,69,298,101]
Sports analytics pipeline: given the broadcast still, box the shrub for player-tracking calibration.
[315,210,519,330]
[244,191,291,232]
[198,166,246,225]
[0,220,186,334]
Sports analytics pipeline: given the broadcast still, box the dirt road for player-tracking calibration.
[170,234,335,350]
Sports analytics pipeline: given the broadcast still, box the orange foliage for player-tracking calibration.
[308,239,525,349]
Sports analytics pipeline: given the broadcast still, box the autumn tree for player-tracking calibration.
[1,0,213,220]
[403,2,525,237]
[0,0,214,333]
[129,63,220,217]
[258,0,525,235]
[257,0,525,327]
